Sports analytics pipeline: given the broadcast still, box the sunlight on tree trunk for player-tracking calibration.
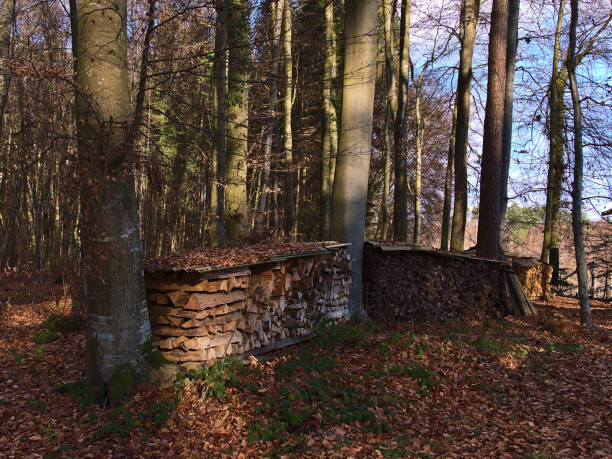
[330,0,377,318]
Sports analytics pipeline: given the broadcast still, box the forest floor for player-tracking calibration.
[1,270,611,458]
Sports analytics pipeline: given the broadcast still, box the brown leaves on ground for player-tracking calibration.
[1,273,611,458]
[143,242,332,272]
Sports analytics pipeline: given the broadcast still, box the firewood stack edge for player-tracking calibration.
[144,244,351,364]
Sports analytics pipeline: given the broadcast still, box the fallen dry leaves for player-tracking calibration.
[0,269,610,458]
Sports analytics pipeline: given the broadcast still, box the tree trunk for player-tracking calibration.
[258,0,284,232]
[567,0,592,328]
[413,73,425,245]
[0,0,15,141]
[330,0,377,318]
[450,0,480,252]
[225,0,249,244]
[475,0,507,260]
[211,0,228,247]
[541,0,566,283]
[441,104,457,250]
[393,0,410,241]
[282,0,295,239]
[499,0,520,250]
[76,0,154,405]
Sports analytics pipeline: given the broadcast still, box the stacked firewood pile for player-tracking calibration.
[364,243,513,321]
[510,257,552,299]
[144,244,351,363]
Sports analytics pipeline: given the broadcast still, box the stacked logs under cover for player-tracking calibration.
[144,245,351,364]
[364,242,514,321]
[508,256,552,299]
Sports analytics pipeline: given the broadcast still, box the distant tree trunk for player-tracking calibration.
[541,0,566,285]
[320,0,334,240]
[259,0,284,231]
[330,0,377,318]
[413,72,425,245]
[211,0,228,247]
[225,0,249,243]
[476,0,507,260]
[379,0,397,241]
[393,0,410,241]
[0,0,15,141]
[499,0,520,250]
[282,0,295,238]
[567,0,592,328]
[76,0,153,405]
[441,104,457,250]
[450,0,480,252]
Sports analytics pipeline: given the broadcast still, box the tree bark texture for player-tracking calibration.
[225,0,249,244]
[567,0,592,328]
[330,0,378,318]
[282,0,295,238]
[393,0,410,241]
[476,0,507,260]
[450,0,480,252]
[76,0,153,405]
[441,104,457,250]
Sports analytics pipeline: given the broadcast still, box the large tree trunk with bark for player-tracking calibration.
[76,0,154,405]
[567,0,592,328]
[330,0,377,318]
[450,0,480,252]
[476,0,507,260]
[0,0,15,141]
[225,0,249,244]
[393,0,410,241]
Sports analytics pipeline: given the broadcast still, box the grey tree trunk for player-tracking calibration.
[413,71,425,245]
[567,0,592,328]
[450,0,480,252]
[330,0,378,319]
[441,104,457,250]
[76,0,154,405]
[475,0,507,260]
[393,0,410,241]
[499,0,520,250]
[225,0,249,244]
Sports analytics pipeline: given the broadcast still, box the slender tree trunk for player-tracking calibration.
[258,0,284,231]
[541,0,566,286]
[225,0,250,244]
[330,0,377,318]
[413,73,425,244]
[393,0,410,241]
[567,0,591,328]
[476,0,507,260]
[499,0,520,250]
[320,0,335,240]
[211,0,228,247]
[282,0,295,238]
[450,0,480,252]
[441,104,457,250]
[0,0,14,142]
[76,0,153,405]
[379,0,397,241]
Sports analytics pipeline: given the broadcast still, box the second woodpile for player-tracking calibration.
[509,257,552,299]
[364,243,514,321]
[145,247,351,364]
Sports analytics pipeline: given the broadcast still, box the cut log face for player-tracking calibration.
[146,246,351,364]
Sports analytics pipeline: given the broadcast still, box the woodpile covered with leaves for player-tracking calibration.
[509,256,552,299]
[364,243,513,321]
[144,244,351,363]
